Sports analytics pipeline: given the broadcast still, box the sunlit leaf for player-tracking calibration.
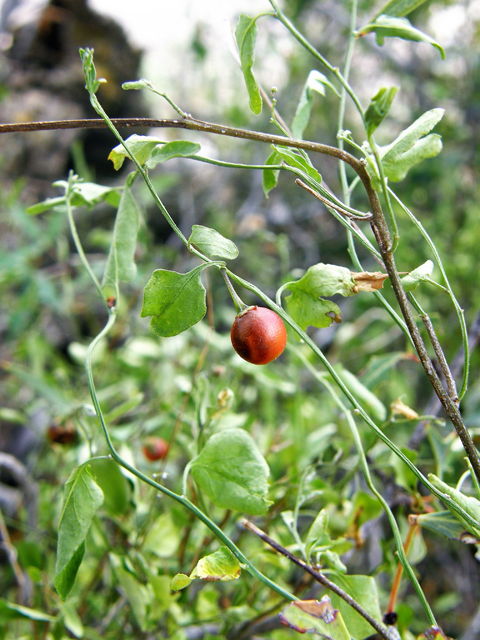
[428,474,480,538]
[329,574,383,640]
[373,0,433,20]
[273,146,322,184]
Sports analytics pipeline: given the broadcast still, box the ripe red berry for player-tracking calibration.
[142,437,169,462]
[230,306,287,365]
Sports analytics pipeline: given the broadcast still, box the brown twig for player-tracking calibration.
[295,178,373,221]
[242,519,390,640]
[420,313,459,403]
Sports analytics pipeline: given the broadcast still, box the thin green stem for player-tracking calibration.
[268,0,365,123]
[293,348,436,626]
[65,176,107,306]
[389,187,469,400]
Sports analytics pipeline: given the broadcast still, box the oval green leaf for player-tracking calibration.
[188,225,238,260]
[190,428,272,515]
[141,265,209,337]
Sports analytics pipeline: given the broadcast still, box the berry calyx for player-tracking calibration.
[230,306,287,365]
[142,437,169,462]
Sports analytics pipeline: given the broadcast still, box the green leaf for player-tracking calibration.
[141,265,210,337]
[108,134,165,170]
[59,601,84,638]
[273,146,322,184]
[356,14,445,59]
[146,140,201,169]
[142,513,180,558]
[428,474,480,538]
[263,150,282,198]
[0,599,56,622]
[26,196,67,215]
[110,554,149,631]
[305,508,329,559]
[369,108,444,186]
[122,79,152,91]
[415,510,479,543]
[235,15,262,115]
[365,86,399,137]
[188,225,238,260]
[335,367,387,422]
[80,47,106,95]
[401,260,434,292]
[373,0,432,20]
[292,70,340,140]
[329,574,383,640]
[279,596,350,640]
[90,458,129,517]
[171,573,193,591]
[190,428,272,515]
[70,182,121,208]
[55,465,104,600]
[102,187,140,292]
[191,547,241,581]
[284,263,357,331]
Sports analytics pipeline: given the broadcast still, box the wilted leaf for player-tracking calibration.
[280,596,350,639]
[391,398,419,420]
[188,225,238,260]
[190,428,272,515]
[351,271,389,292]
[235,15,262,114]
[55,465,104,600]
[141,265,210,337]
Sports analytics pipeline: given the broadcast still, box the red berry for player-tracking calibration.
[142,437,169,462]
[230,306,287,365]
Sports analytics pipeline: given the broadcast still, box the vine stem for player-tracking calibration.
[241,519,391,640]
[293,348,437,628]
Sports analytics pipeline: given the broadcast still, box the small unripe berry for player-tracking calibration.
[142,437,169,462]
[230,306,287,365]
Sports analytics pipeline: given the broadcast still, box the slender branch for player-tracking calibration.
[420,312,459,404]
[0,117,364,172]
[295,178,372,220]
[242,519,390,640]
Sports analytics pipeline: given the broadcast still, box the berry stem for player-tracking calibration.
[221,269,249,314]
